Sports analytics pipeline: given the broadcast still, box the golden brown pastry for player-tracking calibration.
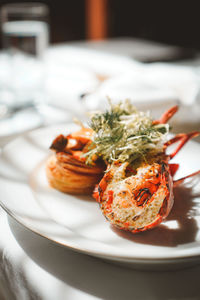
[46,128,105,194]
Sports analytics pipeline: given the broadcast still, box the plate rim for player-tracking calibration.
[2,200,200,264]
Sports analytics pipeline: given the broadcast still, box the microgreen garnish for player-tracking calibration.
[84,99,169,166]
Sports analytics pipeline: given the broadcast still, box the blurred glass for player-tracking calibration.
[0,2,49,105]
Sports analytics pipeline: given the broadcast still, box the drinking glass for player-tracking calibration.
[0,2,49,106]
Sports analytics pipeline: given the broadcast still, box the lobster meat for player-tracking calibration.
[93,106,200,233]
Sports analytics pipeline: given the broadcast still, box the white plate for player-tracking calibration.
[0,124,200,270]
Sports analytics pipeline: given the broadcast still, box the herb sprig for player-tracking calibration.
[84,99,169,166]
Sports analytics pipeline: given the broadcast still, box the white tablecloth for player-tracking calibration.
[1,39,200,300]
[1,210,200,300]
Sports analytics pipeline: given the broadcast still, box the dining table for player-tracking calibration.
[0,38,200,300]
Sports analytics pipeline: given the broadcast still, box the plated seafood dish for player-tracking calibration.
[46,100,200,233]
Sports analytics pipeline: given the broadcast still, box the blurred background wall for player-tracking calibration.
[0,0,199,50]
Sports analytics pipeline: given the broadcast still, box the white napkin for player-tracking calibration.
[1,47,200,127]
[44,46,139,114]
[46,45,140,77]
[84,63,200,118]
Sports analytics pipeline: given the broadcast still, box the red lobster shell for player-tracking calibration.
[93,106,200,233]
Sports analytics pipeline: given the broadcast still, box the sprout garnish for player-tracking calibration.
[84,99,169,166]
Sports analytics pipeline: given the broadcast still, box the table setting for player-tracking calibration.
[0,3,200,300]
